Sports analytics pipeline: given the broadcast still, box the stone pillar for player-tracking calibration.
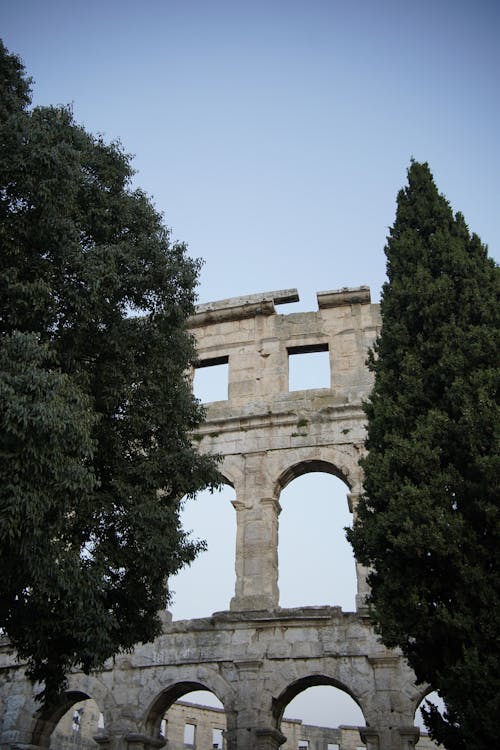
[230,452,280,612]
[231,498,248,609]
[261,496,280,605]
[360,726,420,750]
[225,660,283,750]
[222,726,284,750]
[397,727,420,749]
[255,728,286,750]
[359,727,381,749]
[230,496,280,611]
[221,727,238,750]
[363,654,422,750]
[223,725,285,750]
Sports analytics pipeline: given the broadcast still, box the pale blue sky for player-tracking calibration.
[2,0,498,311]
[1,0,495,733]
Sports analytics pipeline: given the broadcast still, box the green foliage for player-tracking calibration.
[348,161,500,750]
[0,41,220,703]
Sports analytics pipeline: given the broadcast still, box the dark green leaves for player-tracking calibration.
[0,41,220,703]
[348,161,500,749]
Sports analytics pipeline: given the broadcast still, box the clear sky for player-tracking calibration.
[1,0,496,734]
[2,0,498,311]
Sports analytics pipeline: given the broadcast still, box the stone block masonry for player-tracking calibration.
[0,288,436,750]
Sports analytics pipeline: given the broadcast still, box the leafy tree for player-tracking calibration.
[348,161,499,750]
[0,41,220,702]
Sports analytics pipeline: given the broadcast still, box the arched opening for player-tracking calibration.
[168,483,236,620]
[275,678,366,750]
[147,683,227,749]
[277,467,357,611]
[414,690,446,740]
[32,692,104,749]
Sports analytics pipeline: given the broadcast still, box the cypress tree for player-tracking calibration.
[348,161,500,749]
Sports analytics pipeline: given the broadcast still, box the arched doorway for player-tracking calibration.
[277,468,357,611]
[275,677,366,750]
[414,690,445,747]
[163,690,226,749]
[168,483,236,619]
[146,682,228,750]
[32,692,104,750]
[49,698,104,749]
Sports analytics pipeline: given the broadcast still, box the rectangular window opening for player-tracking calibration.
[288,344,330,391]
[183,722,196,746]
[327,745,340,750]
[193,355,229,403]
[212,727,224,748]
[298,742,309,749]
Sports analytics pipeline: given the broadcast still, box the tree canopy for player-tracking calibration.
[0,40,220,702]
[348,161,499,749]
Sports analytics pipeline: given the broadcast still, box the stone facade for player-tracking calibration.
[45,700,438,750]
[0,288,434,750]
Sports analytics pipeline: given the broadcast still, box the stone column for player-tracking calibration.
[360,726,420,750]
[397,726,420,749]
[359,727,381,750]
[230,452,280,611]
[255,728,286,750]
[225,660,284,750]
[221,727,238,750]
[223,726,285,750]
[363,654,421,750]
[222,724,287,750]
[231,497,248,610]
[230,496,280,611]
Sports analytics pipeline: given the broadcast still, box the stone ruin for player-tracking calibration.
[46,699,438,750]
[0,288,435,750]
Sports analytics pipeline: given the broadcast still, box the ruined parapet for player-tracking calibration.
[190,286,378,415]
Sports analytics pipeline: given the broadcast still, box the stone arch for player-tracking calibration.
[412,684,444,726]
[276,458,351,494]
[145,681,211,735]
[170,474,237,618]
[412,684,435,711]
[272,674,366,727]
[218,458,240,490]
[273,455,358,609]
[28,673,112,748]
[272,445,363,499]
[142,667,236,737]
[273,450,374,612]
[31,691,89,748]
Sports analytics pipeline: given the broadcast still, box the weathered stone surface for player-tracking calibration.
[0,288,435,750]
